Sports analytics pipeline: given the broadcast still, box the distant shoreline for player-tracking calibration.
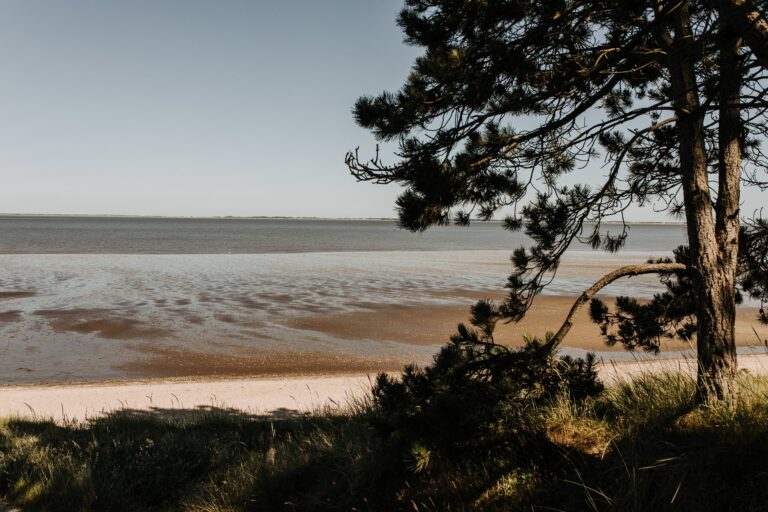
[0,213,396,221]
[0,213,686,226]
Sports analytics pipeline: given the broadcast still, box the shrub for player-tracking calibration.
[370,334,603,472]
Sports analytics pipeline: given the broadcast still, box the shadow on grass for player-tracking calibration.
[2,375,768,511]
[0,405,382,512]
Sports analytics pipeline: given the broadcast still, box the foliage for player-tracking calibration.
[367,292,602,479]
[370,334,603,466]
[372,335,603,429]
[346,0,768,356]
[589,246,700,352]
[590,218,768,351]
[740,217,768,324]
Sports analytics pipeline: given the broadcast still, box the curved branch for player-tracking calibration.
[548,262,687,348]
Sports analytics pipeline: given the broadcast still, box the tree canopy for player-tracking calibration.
[348,0,768,399]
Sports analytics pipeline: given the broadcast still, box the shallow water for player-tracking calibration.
[0,217,727,384]
[0,250,693,383]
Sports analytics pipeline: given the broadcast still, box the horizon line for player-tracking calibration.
[0,212,687,225]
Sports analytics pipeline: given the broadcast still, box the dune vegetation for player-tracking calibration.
[2,341,768,511]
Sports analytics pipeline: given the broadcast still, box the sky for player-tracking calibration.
[0,1,762,220]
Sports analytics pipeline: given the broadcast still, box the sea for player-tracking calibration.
[0,215,685,254]
[0,216,719,384]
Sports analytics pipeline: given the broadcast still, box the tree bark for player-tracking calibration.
[705,4,743,401]
[549,263,687,348]
[667,2,738,402]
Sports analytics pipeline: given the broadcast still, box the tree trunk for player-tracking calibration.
[667,2,739,402]
[707,5,743,401]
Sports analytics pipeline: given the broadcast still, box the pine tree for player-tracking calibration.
[347,0,768,402]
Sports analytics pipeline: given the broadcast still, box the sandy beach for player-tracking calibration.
[2,353,768,423]
[4,276,765,423]
[1,243,766,404]
[0,374,376,422]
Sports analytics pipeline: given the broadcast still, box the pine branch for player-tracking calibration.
[722,0,768,70]
[548,262,687,348]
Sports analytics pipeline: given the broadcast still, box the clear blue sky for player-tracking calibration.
[0,0,416,218]
[0,1,762,220]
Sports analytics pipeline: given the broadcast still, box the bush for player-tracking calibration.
[370,334,603,474]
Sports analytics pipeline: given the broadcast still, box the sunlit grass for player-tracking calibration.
[2,373,768,510]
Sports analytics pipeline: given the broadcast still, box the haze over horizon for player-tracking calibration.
[0,1,763,221]
[0,212,688,224]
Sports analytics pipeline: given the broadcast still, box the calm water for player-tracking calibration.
[0,216,686,254]
[0,216,697,383]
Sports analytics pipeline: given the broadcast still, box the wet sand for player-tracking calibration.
[115,344,406,380]
[16,292,766,355]
[1,251,765,384]
[108,293,767,381]
[4,293,765,383]
[0,291,36,300]
[111,293,767,380]
[33,308,173,340]
[288,294,768,352]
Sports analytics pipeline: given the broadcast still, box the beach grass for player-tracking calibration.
[2,373,768,511]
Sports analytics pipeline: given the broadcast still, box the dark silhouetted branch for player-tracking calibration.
[549,262,687,348]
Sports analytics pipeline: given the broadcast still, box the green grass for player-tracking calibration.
[2,373,768,511]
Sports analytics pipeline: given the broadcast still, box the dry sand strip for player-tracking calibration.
[0,375,376,423]
[2,354,768,423]
[599,353,768,382]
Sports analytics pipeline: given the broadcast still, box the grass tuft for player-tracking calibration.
[2,373,768,510]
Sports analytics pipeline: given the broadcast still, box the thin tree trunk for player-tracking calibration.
[701,6,743,402]
[667,2,738,402]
